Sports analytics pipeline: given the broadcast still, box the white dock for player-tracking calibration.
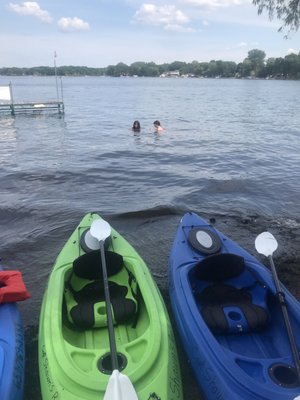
[0,83,64,115]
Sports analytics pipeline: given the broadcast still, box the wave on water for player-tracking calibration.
[110,204,188,219]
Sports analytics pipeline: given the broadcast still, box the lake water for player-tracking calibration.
[0,76,300,399]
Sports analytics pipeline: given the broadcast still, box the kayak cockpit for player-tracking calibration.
[188,252,300,388]
[64,250,138,330]
[60,250,151,375]
[191,253,270,335]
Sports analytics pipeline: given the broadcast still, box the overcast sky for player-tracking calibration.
[1,0,299,67]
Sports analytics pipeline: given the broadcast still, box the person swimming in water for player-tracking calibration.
[132,120,141,132]
[153,120,165,132]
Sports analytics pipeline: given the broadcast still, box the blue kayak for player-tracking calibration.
[0,266,29,400]
[169,212,300,400]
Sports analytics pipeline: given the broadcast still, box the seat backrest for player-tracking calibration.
[73,250,123,279]
[196,253,245,281]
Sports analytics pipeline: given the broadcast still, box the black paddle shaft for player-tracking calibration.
[269,255,300,380]
[100,240,119,371]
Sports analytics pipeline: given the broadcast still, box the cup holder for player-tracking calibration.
[269,363,300,388]
[97,352,127,375]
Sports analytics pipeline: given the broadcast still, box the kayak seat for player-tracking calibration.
[64,250,138,329]
[194,253,270,334]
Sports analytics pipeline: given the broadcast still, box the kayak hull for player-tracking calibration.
[39,212,182,400]
[169,212,300,400]
[0,267,25,400]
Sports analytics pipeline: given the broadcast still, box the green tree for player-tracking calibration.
[252,0,300,33]
[169,61,187,73]
[247,49,266,77]
[189,61,208,76]
[265,57,277,77]
[114,62,129,76]
[143,62,160,77]
[0,51,299,79]
[236,59,253,77]
[284,53,300,78]
[206,60,218,77]
[270,57,286,76]
[129,62,146,76]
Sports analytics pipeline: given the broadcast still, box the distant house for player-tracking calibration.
[160,70,180,78]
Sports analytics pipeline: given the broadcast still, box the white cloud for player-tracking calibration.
[57,17,90,32]
[133,4,190,29]
[165,24,195,32]
[237,41,247,47]
[181,0,244,8]
[287,48,298,54]
[8,1,52,22]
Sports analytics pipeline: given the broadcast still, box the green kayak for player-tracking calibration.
[39,212,183,400]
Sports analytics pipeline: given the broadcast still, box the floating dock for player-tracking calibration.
[0,82,64,115]
[0,100,64,115]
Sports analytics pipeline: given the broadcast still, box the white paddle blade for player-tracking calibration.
[90,219,111,242]
[104,370,138,400]
[255,231,278,257]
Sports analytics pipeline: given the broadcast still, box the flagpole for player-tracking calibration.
[54,51,59,101]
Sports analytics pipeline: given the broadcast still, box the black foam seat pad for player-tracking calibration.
[69,280,136,329]
[65,250,138,329]
[198,284,269,334]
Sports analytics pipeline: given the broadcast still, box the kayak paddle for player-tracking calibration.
[255,231,300,382]
[90,219,138,400]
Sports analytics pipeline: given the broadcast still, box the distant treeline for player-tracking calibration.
[1,49,300,79]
